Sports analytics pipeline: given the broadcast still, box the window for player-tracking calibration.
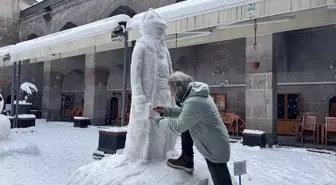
[277,93,301,120]
[210,94,226,113]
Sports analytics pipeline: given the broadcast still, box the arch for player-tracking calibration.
[106,97,119,125]
[62,69,84,92]
[52,10,85,33]
[27,34,38,40]
[60,22,77,31]
[21,22,46,41]
[108,6,137,18]
[100,2,142,20]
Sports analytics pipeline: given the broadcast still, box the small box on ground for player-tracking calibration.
[242,129,266,148]
[18,114,36,128]
[98,127,127,154]
[74,117,90,128]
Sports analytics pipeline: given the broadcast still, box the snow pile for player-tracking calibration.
[18,114,36,119]
[11,126,37,134]
[101,126,128,133]
[14,100,32,105]
[0,143,40,158]
[242,129,266,135]
[74,116,90,120]
[0,115,11,141]
[67,154,210,185]
[20,82,38,95]
[127,0,251,29]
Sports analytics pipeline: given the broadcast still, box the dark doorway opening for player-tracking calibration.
[106,97,119,125]
[329,96,336,117]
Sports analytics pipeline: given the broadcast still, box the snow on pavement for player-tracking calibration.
[0,120,335,185]
[0,120,99,185]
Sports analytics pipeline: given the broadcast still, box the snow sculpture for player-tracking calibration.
[123,9,177,161]
[0,94,10,141]
[67,10,211,185]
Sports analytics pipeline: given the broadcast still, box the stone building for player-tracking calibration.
[0,0,336,140]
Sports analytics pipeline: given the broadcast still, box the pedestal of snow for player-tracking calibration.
[67,154,209,185]
[0,114,11,141]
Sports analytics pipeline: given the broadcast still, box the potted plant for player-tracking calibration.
[13,82,38,128]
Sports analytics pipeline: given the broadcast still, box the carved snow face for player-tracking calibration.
[0,94,3,113]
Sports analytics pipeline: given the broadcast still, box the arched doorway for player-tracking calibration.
[329,96,336,117]
[106,97,119,125]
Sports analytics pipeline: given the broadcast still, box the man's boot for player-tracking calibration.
[166,155,194,173]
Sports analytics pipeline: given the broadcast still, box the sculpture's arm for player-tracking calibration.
[130,44,146,108]
[166,49,173,75]
[157,98,202,134]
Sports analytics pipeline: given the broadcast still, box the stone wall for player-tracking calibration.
[19,0,178,39]
[169,38,246,117]
[277,25,336,122]
[0,0,20,47]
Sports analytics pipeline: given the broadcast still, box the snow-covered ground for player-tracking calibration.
[0,120,99,185]
[0,120,335,185]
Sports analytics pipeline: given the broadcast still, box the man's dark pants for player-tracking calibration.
[181,130,232,185]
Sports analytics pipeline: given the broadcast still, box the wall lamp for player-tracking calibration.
[43,7,52,21]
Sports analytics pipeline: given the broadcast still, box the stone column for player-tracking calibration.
[84,54,108,126]
[42,61,63,121]
[245,34,277,145]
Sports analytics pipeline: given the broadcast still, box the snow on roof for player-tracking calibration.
[127,0,252,29]
[0,46,12,57]
[10,14,130,54]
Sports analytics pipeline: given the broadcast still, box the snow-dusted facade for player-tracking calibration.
[0,0,335,139]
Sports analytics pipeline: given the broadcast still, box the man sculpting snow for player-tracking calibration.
[123,9,177,161]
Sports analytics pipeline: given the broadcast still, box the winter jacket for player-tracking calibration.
[157,82,231,164]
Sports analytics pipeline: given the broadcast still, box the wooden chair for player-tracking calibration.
[325,117,336,145]
[223,113,237,135]
[235,115,246,135]
[300,116,317,143]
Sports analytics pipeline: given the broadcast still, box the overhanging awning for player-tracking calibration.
[0,14,131,66]
[127,0,336,48]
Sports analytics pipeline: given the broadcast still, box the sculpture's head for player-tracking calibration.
[139,9,167,40]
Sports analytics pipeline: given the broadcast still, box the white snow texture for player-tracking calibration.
[20,82,38,95]
[242,129,266,134]
[0,93,4,113]
[101,126,128,133]
[0,114,11,141]
[123,9,177,161]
